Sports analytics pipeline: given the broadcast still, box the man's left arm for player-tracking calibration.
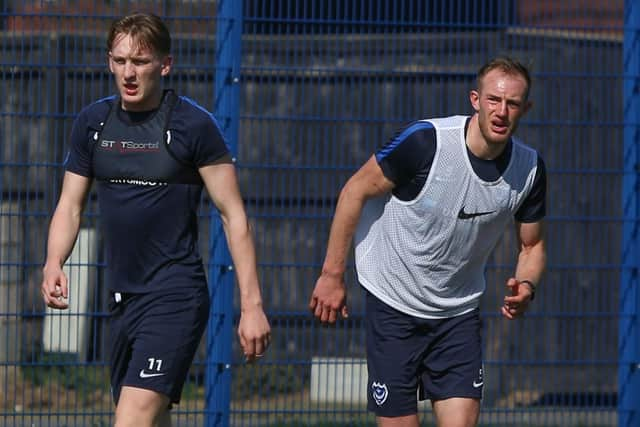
[199,159,271,361]
[502,220,546,319]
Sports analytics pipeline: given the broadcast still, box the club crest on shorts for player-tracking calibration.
[371,381,389,406]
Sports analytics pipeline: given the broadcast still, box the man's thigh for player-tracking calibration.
[365,291,483,417]
[110,287,210,405]
[115,386,171,427]
[365,291,428,417]
[420,309,483,402]
[432,397,480,427]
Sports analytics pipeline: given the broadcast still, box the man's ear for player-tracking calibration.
[469,90,480,112]
[522,100,533,115]
[107,53,114,74]
[160,55,173,77]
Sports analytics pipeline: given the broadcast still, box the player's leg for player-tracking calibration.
[432,397,480,427]
[376,414,420,427]
[114,386,171,427]
[109,288,209,426]
[421,309,484,427]
[364,290,425,426]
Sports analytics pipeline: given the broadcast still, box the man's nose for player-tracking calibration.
[123,61,135,78]
[496,100,508,116]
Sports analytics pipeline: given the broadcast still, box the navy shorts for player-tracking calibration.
[365,291,483,417]
[108,286,210,405]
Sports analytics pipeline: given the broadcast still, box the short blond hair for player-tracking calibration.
[477,57,532,100]
[107,12,171,57]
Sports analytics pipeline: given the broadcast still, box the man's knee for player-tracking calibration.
[114,386,171,427]
[432,397,480,427]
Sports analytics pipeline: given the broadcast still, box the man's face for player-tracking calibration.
[469,68,531,145]
[108,33,172,111]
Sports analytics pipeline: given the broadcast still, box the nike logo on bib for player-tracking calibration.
[139,370,166,379]
[458,206,495,219]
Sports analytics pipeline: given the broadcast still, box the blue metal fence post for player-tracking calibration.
[620,1,640,426]
[206,1,243,426]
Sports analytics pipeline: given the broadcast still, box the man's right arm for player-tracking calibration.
[309,155,395,324]
[41,171,92,309]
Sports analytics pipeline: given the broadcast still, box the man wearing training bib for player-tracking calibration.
[310,57,546,427]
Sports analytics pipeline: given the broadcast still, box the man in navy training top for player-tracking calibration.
[41,12,271,427]
[310,57,546,427]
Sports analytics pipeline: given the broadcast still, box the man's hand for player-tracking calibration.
[309,272,349,324]
[238,305,271,363]
[501,277,534,319]
[41,265,69,310]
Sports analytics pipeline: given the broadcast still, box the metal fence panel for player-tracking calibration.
[0,1,632,426]
[237,1,625,426]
